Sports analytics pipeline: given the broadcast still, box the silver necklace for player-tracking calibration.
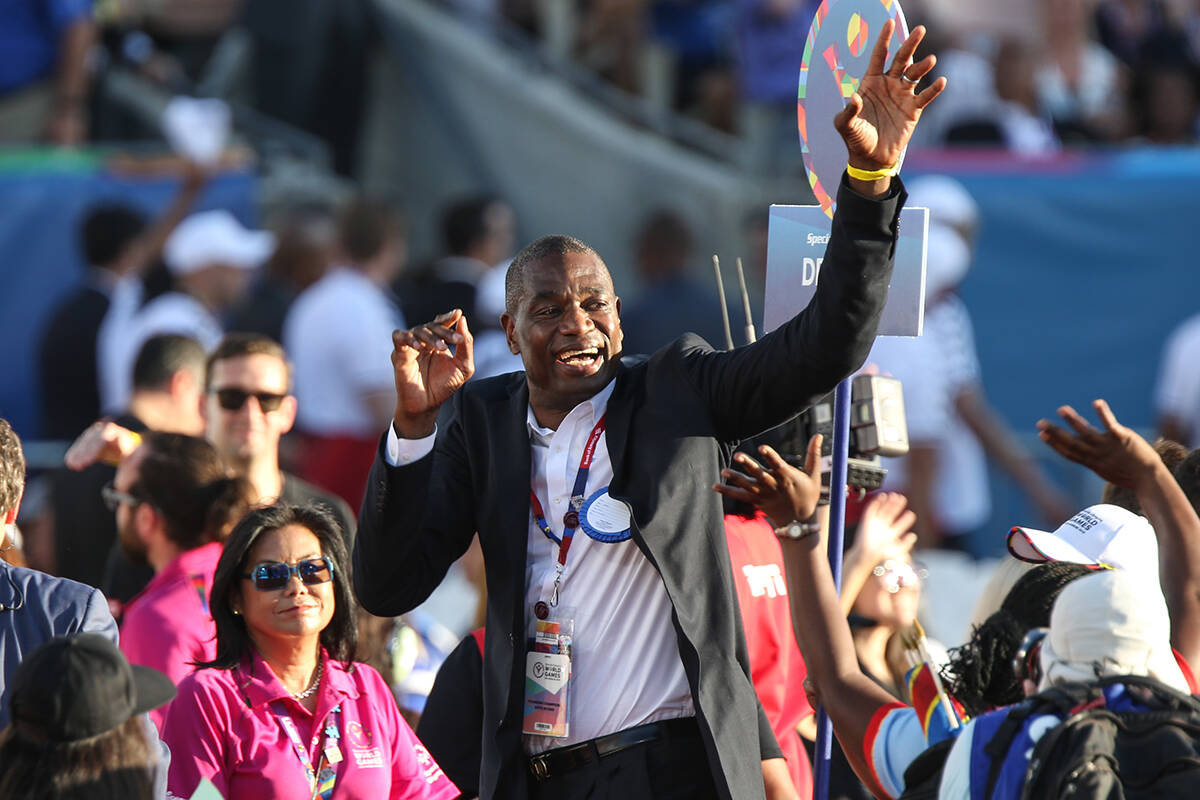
[291,659,323,701]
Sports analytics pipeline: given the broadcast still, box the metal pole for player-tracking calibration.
[812,377,852,800]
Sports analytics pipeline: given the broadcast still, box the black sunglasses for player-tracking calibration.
[213,388,287,412]
[242,557,334,591]
[101,482,142,512]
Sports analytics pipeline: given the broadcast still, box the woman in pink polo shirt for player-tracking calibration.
[160,504,459,800]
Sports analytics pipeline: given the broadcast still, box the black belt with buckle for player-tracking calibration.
[528,717,700,781]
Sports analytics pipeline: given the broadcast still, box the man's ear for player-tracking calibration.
[134,503,160,544]
[277,396,298,434]
[501,312,519,355]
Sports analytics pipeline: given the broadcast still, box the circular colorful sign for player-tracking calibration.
[798,0,909,217]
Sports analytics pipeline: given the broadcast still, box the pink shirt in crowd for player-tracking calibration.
[161,648,459,800]
[120,541,222,729]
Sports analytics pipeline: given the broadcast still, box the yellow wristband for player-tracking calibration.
[846,163,900,181]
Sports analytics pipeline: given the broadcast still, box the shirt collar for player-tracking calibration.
[132,541,222,603]
[526,377,616,441]
[235,646,360,712]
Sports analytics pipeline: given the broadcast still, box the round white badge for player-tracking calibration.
[580,488,632,543]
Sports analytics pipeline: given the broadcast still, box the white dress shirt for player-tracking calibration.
[387,378,693,753]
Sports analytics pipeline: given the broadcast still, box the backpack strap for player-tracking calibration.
[981,683,1101,798]
[898,738,954,800]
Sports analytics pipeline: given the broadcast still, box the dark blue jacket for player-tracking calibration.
[0,560,118,728]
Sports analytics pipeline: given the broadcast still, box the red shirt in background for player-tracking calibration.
[725,511,814,798]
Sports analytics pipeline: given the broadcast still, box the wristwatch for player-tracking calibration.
[773,518,821,540]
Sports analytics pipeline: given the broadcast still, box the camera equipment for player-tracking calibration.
[763,374,909,492]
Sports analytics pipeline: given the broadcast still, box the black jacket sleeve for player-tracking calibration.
[681,176,905,442]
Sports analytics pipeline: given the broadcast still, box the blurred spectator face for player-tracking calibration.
[853,558,922,629]
[1144,67,1199,143]
[204,353,297,465]
[113,447,150,564]
[994,39,1040,111]
[233,523,335,646]
[481,202,516,267]
[202,262,255,309]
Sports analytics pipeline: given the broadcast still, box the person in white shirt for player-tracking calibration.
[283,197,406,510]
[98,209,273,413]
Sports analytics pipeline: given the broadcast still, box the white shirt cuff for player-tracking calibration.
[385,424,437,466]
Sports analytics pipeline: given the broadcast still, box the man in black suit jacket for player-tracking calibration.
[355,23,945,800]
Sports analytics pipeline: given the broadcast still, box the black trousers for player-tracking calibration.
[528,725,722,800]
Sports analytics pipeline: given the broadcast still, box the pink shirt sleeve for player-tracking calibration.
[161,671,236,799]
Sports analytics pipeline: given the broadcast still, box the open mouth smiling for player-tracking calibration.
[555,346,603,369]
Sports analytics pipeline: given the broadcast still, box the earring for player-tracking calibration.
[232,608,241,616]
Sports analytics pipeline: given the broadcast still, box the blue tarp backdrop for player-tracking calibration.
[0,160,258,439]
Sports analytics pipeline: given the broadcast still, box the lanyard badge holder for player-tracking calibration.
[522,415,604,738]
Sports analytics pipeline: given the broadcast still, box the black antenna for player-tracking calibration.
[711,255,735,350]
[735,257,758,344]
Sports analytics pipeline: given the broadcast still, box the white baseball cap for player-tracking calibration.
[164,210,275,276]
[1007,503,1159,582]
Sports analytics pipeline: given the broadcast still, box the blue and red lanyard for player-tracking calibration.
[529,414,606,610]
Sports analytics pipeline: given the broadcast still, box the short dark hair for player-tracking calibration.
[505,234,604,315]
[200,504,357,670]
[1104,438,1188,514]
[337,197,404,265]
[0,716,154,800]
[204,333,293,391]
[131,334,206,392]
[442,196,498,256]
[0,419,24,517]
[134,434,252,552]
[942,561,1095,717]
[81,204,147,268]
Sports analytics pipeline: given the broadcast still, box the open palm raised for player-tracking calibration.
[834,20,946,171]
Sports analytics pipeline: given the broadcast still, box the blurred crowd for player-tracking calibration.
[5,0,1200,171]
[5,3,1200,800]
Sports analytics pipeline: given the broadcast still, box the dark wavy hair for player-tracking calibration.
[134,433,253,550]
[941,561,1095,717]
[0,716,154,799]
[198,504,357,670]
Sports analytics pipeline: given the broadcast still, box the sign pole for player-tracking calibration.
[812,376,853,800]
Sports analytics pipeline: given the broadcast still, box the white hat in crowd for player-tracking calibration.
[906,174,979,234]
[1007,504,1160,584]
[164,210,275,276]
[1039,569,1189,693]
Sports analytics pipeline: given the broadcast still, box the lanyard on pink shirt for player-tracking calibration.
[271,702,342,800]
[528,414,606,615]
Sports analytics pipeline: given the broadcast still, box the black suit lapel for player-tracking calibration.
[494,374,533,623]
[606,363,635,498]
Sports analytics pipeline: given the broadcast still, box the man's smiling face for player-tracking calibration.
[502,250,623,423]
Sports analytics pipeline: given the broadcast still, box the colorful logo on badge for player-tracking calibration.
[847,13,869,56]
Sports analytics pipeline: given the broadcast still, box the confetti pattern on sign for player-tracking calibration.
[847,13,869,57]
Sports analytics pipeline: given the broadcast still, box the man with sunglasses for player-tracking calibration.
[202,333,356,541]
